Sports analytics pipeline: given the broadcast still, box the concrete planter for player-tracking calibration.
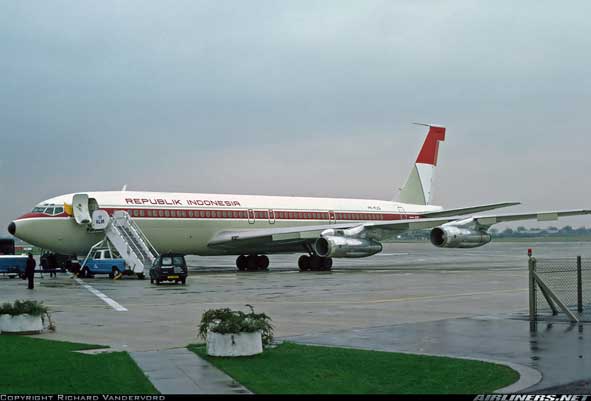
[0,314,44,334]
[206,330,263,357]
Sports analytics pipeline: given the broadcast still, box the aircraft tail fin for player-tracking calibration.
[398,124,446,205]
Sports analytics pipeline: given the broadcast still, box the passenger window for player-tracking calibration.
[93,252,101,259]
[104,251,111,259]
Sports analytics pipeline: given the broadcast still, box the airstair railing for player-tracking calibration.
[112,211,159,260]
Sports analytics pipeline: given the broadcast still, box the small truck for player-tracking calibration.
[80,249,127,279]
[0,255,28,278]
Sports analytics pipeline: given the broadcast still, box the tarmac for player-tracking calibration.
[2,241,591,393]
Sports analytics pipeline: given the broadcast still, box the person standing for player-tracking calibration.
[48,253,57,278]
[25,253,36,290]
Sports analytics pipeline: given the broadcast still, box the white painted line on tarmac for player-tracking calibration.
[73,277,128,312]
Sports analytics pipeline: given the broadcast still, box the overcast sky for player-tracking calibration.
[1,1,590,230]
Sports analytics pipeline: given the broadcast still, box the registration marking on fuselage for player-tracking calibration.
[73,277,128,312]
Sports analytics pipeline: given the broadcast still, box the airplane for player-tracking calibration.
[7,124,591,272]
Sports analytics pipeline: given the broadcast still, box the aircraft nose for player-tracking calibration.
[8,221,16,235]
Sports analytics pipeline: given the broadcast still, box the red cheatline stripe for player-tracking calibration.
[105,208,420,221]
[17,208,422,222]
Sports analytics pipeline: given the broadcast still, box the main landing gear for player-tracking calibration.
[298,255,333,272]
[236,254,269,272]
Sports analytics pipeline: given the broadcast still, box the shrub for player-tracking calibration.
[0,300,48,316]
[199,305,273,345]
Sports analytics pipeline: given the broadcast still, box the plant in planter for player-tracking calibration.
[198,305,273,357]
[0,300,55,334]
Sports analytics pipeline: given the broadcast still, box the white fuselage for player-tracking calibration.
[12,191,442,256]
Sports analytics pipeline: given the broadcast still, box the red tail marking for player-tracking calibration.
[416,126,446,166]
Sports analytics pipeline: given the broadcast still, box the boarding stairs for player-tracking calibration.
[82,210,159,276]
[106,211,159,274]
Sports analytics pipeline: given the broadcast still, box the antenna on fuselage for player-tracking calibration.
[121,184,128,191]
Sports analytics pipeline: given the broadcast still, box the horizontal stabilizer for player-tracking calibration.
[422,202,521,218]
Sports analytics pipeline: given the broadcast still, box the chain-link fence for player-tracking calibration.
[529,256,591,324]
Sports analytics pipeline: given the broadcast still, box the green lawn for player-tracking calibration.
[189,342,518,394]
[0,336,158,394]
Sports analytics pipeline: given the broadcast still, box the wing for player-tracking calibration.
[421,202,520,218]
[207,208,591,254]
[470,209,591,228]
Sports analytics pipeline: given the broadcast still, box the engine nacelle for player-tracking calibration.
[314,236,383,258]
[430,226,492,248]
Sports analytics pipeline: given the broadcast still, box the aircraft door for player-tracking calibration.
[268,209,275,224]
[248,209,255,224]
[329,210,336,224]
[73,194,91,224]
[397,206,406,220]
[72,194,101,225]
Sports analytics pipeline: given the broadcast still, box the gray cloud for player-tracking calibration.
[1,1,590,230]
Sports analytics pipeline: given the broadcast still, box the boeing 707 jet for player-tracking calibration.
[8,124,590,272]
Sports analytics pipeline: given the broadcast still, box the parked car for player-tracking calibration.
[80,249,126,279]
[149,254,187,285]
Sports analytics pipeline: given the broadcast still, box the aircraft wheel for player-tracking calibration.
[256,255,269,271]
[181,278,186,285]
[310,255,324,271]
[236,255,248,271]
[322,257,333,271]
[298,255,311,272]
[246,255,258,272]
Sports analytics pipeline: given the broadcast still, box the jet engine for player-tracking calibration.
[314,236,383,258]
[430,225,492,248]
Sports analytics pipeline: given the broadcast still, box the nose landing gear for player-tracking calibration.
[236,254,269,272]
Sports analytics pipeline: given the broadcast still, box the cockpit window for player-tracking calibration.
[32,204,64,215]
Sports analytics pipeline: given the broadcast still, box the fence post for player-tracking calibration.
[529,255,537,330]
[577,256,583,314]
